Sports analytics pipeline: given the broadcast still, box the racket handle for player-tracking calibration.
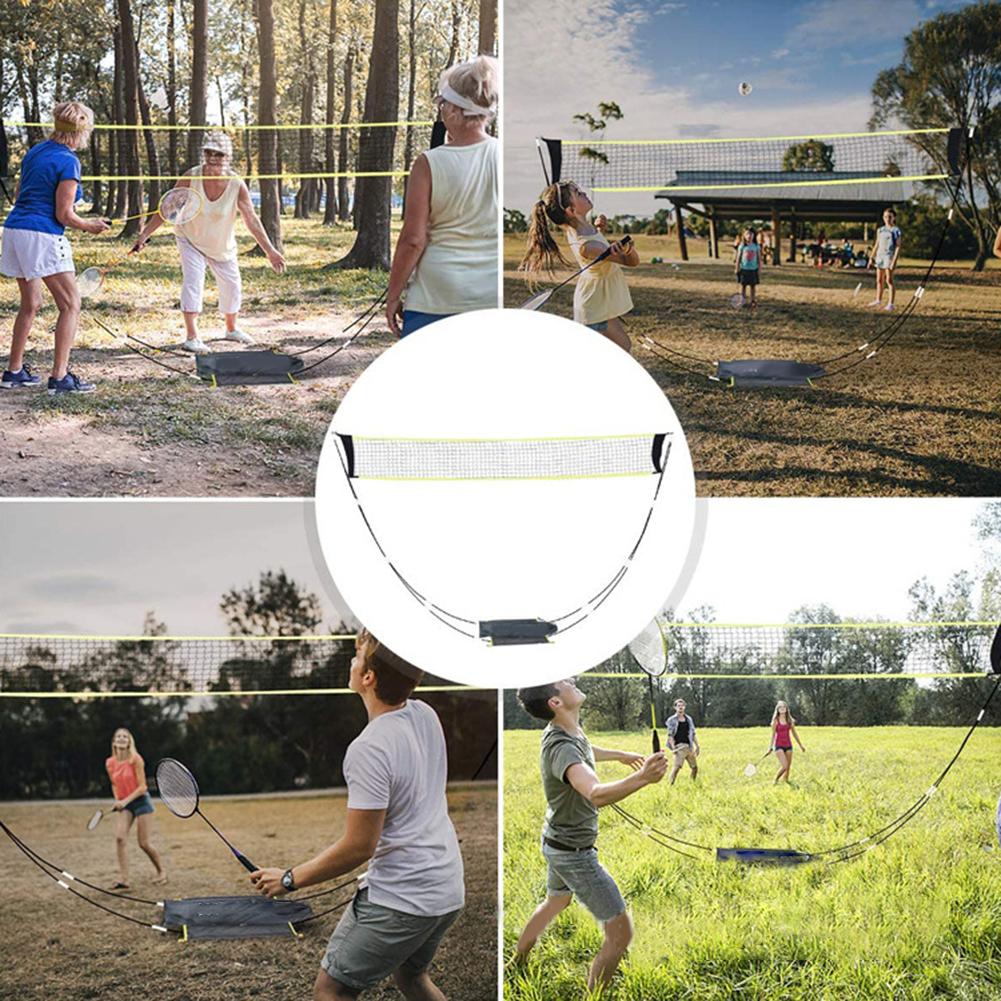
[235,851,257,872]
[652,731,661,754]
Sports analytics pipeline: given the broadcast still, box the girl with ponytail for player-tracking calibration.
[519,181,638,351]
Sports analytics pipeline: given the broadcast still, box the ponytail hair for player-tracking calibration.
[519,182,575,278]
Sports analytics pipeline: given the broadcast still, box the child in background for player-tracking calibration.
[734,226,761,307]
[520,181,638,352]
[867,207,902,311]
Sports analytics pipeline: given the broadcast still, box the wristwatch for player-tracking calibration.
[281,868,296,892]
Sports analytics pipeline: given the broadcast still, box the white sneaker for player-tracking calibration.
[884,303,895,312]
[866,299,883,308]
[223,328,254,345]
[181,337,211,355]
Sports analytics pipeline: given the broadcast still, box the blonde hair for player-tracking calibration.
[519,182,580,278]
[50,101,94,150]
[771,702,795,726]
[110,727,138,761]
[439,55,498,118]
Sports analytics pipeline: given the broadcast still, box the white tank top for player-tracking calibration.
[404,136,498,315]
[176,167,241,261]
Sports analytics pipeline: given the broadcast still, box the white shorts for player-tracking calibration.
[0,228,75,281]
[176,235,242,315]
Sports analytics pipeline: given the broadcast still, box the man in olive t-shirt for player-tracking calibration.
[512,678,667,992]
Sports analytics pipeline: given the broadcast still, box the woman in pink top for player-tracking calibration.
[770,701,805,785]
[105,727,167,889]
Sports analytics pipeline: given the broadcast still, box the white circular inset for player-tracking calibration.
[314,309,696,688]
[738,81,753,96]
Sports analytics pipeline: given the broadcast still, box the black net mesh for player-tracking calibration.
[552,127,956,193]
[595,621,997,679]
[342,434,670,480]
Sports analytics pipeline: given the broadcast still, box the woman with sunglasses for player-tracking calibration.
[133,130,286,354]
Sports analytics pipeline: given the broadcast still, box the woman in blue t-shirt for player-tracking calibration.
[1,101,109,394]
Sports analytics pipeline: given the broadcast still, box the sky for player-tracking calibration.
[0,497,990,643]
[0,501,351,637]
[503,0,971,214]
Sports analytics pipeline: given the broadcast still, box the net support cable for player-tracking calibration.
[333,432,672,644]
[536,127,969,388]
[609,672,999,866]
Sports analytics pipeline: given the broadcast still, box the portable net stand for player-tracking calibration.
[536,127,970,389]
[537,127,967,194]
[333,432,672,644]
[607,620,1001,866]
[0,817,363,941]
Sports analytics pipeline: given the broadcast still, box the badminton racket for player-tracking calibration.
[627,617,668,754]
[107,186,203,226]
[743,748,773,777]
[77,188,202,297]
[155,757,256,872]
[86,808,107,831]
[729,292,745,309]
[852,281,863,298]
[519,236,632,311]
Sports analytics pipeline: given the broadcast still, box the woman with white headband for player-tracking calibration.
[386,56,498,336]
[133,130,286,354]
[1,101,110,394]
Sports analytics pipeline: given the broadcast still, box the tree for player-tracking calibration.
[255,0,283,252]
[330,0,399,269]
[782,140,835,172]
[322,0,339,224]
[187,0,208,168]
[478,0,497,55]
[870,4,1001,270]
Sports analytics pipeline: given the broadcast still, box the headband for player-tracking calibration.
[438,82,495,118]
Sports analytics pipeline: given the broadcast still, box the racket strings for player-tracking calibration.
[155,759,199,818]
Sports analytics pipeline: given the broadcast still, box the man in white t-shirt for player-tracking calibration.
[251,630,464,999]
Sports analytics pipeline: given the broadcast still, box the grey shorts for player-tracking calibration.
[321,888,460,992]
[542,841,625,923]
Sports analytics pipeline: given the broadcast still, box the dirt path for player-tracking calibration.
[0,309,392,497]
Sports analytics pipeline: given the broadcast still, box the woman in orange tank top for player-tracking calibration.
[105,728,167,889]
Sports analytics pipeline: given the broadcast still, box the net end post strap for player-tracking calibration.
[536,138,562,185]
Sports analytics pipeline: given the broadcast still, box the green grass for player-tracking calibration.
[504,726,1001,1000]
[504,234,1001,497]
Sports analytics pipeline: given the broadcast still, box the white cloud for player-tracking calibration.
[785,0,923,49]
[771,47,791,59]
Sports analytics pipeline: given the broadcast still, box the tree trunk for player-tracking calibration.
[330,0,399,269]
[117,0,143,237]
[135,61,162,215]
[401,0,417,217]
[240,0,254,178]
[112,26,128,220]
[295,0,316,219]
[167,0,179,178]
[255,0,283,252]
[188,0,208,168]
[322,0,338,223]
[478,0,497,54]
[446,0,461,67]
[337,46,355,222]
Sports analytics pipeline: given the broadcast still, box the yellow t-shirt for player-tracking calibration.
[175,167,242,262]
[565,227,633,325]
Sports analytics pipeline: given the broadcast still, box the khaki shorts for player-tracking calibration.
[672,743,697,768]
[321,888,460,992]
